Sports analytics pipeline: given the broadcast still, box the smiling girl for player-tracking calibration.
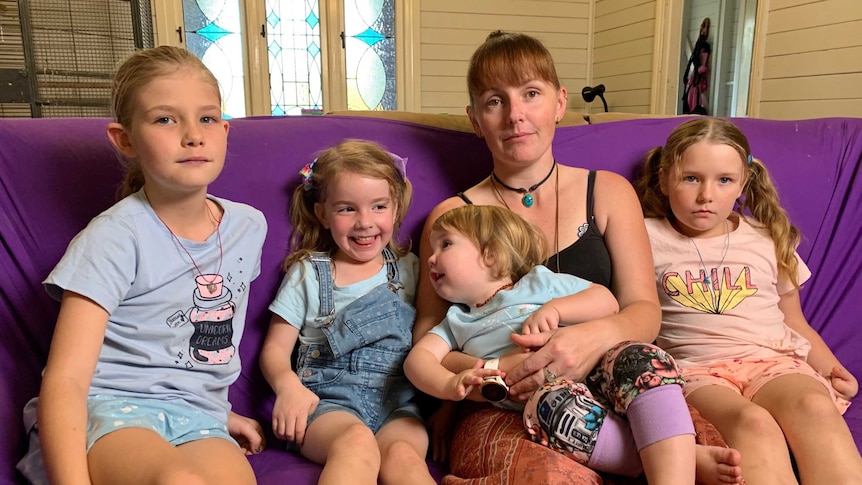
[259,139,433,485]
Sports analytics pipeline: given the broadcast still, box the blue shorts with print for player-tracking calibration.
[84,395,235,448]
[17,395,236,485]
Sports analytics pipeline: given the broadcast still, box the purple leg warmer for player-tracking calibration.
[587,412,643,477]
[626,385,694,450]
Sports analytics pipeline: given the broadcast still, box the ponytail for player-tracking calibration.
[740,158,801,289]
[635,146,670,218]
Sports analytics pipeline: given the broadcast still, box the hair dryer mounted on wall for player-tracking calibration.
[581,84,608,112]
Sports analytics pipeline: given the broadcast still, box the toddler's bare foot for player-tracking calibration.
[695,445,743,485]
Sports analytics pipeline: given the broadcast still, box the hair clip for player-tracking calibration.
[299,158,316,191]
[747,154,753,165]
[388,152,408,181]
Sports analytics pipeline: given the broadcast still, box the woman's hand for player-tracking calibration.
[505,323,610,401]
[228,411,265,455]
[828,365,858,401]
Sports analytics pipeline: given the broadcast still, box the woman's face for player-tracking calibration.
[467,78,566,169]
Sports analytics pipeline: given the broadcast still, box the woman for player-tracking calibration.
[414,31,738,484]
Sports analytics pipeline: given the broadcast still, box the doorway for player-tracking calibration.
[677,0,758,117]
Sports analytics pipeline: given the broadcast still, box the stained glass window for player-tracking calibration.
[266,0,323,116]
[182,0,246,118]
[181,1,397,116]
[344,0,396,111]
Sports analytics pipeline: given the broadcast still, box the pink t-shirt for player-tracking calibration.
[646,215,812,367]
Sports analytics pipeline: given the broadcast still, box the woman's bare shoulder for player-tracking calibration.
[427,195,467,221]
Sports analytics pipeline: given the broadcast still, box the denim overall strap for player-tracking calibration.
[382,247,403,293]
[309,252,335,324]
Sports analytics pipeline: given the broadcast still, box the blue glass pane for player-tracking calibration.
[356,27,385,47]
[198,22,231,43]
[182,0,246,118]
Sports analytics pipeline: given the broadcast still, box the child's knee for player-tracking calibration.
[332,423,379,455]
[382,440,426,467]
[731,404,783,439]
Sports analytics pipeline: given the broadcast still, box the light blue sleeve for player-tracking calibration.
[44,214,137,315]
[268,260,316,330]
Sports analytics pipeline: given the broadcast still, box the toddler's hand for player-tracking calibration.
[828,365,858,401]
[445,360,504,401]
[522,305,560,334]
[271,384,319,446]
[228,411,266,455]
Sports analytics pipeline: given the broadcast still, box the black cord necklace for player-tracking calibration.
[491,161,556,208]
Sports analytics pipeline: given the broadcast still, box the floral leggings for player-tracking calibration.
[585,340,685,415]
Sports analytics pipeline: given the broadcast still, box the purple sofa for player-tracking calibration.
[1,114,860,484]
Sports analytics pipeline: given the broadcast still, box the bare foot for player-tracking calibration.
[695,445,743,485]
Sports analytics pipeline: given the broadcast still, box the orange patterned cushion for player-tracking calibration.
[444,404,726,485]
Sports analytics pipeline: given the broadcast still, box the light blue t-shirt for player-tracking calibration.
[41,190,267,422]
[430,265,592,359]
[269,252,418,345]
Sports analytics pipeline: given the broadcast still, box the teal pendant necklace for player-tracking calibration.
[491,161,556,208]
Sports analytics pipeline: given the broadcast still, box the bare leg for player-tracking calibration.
[753,374,862,485]
[639,434,696,485]
[688,385,797,485]
[88,428,255,485]
[695,445,743,485]
[376,417,436,485]
[301,411,380,485]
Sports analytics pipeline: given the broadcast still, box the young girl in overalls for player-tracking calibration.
[260,139,434,485]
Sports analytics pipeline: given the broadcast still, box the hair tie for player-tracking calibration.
[388,152,408,181]
[747,154,753,165]
[299,158,317,191]
[299,152,408,191]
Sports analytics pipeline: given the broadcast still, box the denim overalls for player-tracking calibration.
[298,248,420,432]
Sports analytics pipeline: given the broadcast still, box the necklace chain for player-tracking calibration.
[688,220,730,312]
[491,161,556,208]
[156,200,224,292]
[476,282,514,307]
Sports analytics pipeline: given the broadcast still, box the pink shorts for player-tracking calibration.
[681,356,850,414]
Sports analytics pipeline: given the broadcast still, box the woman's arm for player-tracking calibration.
[506,172,661,399]
[779,289,857,400]
[38,291,108,485]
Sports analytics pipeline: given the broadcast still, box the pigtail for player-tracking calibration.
[635,147,670,218]
[283,185,335,271]
[740,158,801,289]
[388,178,413,259]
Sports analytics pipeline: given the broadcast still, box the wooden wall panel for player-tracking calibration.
[592,0,656,114]
[754,0,862,118]
[418,0,591,114]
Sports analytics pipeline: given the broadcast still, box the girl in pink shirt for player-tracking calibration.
[637,117,862,484]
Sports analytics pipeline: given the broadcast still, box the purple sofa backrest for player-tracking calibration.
[2,115,861,483]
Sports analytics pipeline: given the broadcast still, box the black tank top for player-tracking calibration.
[456,170,612,288]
